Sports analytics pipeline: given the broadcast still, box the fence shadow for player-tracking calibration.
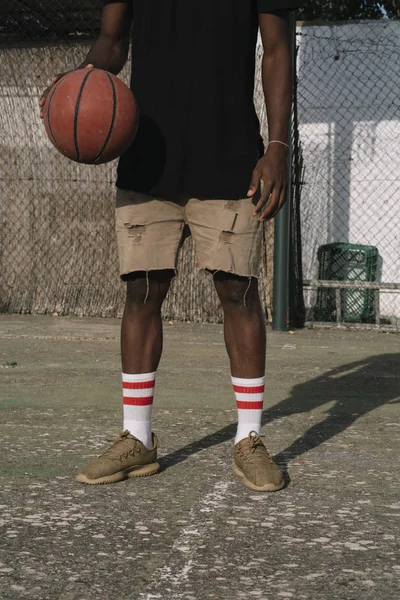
[158,353,400,473]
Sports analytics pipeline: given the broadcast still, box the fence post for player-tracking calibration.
[272,13,295,331]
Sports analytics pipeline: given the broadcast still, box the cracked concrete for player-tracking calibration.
[0,314,399,599]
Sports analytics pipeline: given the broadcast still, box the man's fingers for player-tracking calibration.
[39,91,50,107]
[40,68,72,108]
[254,180,273,216]
[39,71,67,115]
[261,185,286,221]
[39,87,50,106]
[247,169,261,197]
[260,186,281,221]
[51,71,66,84]
[39,87,51,118]
[39,65,94,118]
[39,82,57,109]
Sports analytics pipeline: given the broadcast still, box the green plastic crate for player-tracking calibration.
[315,243,379,323]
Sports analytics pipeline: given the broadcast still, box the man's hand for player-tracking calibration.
[247,144,289,221]
[39,72,66,119]
[39,64,94,119]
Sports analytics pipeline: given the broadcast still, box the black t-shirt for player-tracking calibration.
[104,0,301,199]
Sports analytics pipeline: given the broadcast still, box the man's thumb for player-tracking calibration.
[247,169,260,197]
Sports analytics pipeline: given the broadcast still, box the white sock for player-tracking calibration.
[232,376,265,445]
[122,372,156,450]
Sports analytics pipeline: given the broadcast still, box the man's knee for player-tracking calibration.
[124,270,174,309]
[213,272,258,309]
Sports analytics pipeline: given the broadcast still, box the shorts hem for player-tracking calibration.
[120,267,177,280]
[200,265,261,279]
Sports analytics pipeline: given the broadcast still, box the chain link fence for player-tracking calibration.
[0,3,274,322]
[0,1,102,44]
[2,5,398,329]
[297,21,400,330]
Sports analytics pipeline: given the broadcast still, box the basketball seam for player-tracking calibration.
[46,77,68,156]
[93,72,117,164]
[74,69,95,163]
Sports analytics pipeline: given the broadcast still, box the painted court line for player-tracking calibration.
[142,480,231,599]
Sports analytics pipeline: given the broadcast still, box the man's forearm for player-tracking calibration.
[248,13,294,219]
[80,35,130,75]
[262,43,293,144]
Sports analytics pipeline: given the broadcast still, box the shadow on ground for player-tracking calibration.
[158,353,400,474]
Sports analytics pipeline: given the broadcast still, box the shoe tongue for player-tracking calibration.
[120,430,135,440]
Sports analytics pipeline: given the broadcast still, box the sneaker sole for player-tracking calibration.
[76,462,160,485]
[233,463,285,492]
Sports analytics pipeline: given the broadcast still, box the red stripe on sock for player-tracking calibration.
[236,400,264,410]
[233,385,264,394]
[123,397,154,406]
[123,380,155,390]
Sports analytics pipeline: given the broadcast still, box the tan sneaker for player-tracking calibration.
[233,431,285,492]
[76,430,160,485]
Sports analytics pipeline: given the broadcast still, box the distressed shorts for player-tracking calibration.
[115,189,264,278]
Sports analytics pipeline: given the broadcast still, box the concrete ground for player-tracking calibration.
[0,314,399,600]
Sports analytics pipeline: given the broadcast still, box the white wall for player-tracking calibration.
[295,21,400,320]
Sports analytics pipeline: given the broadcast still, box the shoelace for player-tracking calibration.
[238,432,273,464]
[103,431,141,462]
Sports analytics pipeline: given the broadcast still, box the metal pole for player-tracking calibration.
[272,13,295,331]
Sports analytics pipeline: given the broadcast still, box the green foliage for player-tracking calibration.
[298,1,400,21]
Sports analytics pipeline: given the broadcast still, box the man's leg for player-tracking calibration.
[76,269,173,485]
[214,272,284,492]
[121,270,174,373]
[214,272,265,443]
[121,270,173,448]
[213,272,265,379]
[76,187,184,485]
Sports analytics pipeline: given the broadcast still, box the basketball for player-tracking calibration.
[43,68,138,164]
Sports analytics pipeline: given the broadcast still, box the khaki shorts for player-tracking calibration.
[115,189,263,278]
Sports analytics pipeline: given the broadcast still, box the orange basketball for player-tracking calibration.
[43,69,138,164]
